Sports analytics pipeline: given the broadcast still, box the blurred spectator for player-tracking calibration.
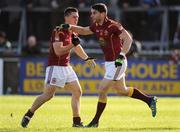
[20,0,50,8]
[5,0,20,7]
[119,0,162,41]
[93,0,109,5]
[0,31,12,54]
[126,31,142,58]
[173,24,180,48]
[169,49,180,65]
[163,0,180,6]
[23,35,41,55]
[109,0,118,8]
[140,0,161,8]
[173,13,180,49]
[139,0,162,41]
[75,0,110,8]
[118,0,140,8]
[75,0,92,8]
[50,0,75,9]
[0,4,9,33]
[77,0,86,8]
[38,0,50,7]
[119,1,141,41]
[51,0,59,9]
[23,0,51,41]
[20,0,35,9]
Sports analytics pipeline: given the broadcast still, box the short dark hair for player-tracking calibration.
[91,3,107,13]
[64,7,78,17]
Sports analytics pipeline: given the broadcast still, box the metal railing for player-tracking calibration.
[0,6,180,56]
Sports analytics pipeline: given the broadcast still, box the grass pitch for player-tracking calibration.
[0,96,180,132]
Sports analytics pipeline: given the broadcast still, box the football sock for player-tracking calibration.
[73,117,81,124]
[25,109,34,118]
[129,87,152,106]
[92,102,106,123]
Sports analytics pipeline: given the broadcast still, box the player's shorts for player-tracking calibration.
[104,58,127,80]
[45,65,78,88]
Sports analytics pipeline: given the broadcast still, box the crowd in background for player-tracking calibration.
[0,0,180,59]
[0,0,180,8]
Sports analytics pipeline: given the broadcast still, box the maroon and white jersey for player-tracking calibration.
[90,17,123,61]
[48,28,72,66]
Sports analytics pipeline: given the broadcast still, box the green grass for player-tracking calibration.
[0,96,180,132]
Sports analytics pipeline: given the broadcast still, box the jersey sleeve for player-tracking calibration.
[108,23,123,36]
[51,29,64,43]
[89,23,96,33]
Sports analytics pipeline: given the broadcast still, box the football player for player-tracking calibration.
[21,7,96,128]
[60,3,157,127]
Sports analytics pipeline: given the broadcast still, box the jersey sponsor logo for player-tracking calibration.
[99,37,107,46]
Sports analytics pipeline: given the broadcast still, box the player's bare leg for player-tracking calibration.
[66,80,83,127]
[114,76,157,117]
[86,78,112,128]
[21,85,56,128]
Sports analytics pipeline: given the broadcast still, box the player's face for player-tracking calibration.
[66,12,79,25]
[90,9,102,23]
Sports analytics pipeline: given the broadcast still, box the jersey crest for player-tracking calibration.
[99,37,107,46]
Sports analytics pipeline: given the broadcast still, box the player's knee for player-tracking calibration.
[116,86,129,96]
[72,89,82,98]
[99,90,107,100]
[76,89,82,97]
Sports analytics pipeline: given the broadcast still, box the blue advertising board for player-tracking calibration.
[20,58,180,96]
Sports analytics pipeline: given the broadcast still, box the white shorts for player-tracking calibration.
[45,66,78,88]
[104,58,127,80]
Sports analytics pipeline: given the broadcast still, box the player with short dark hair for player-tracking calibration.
[0,31,12,50]
[64,7,78,17]
[60,3,157,128]
[21,7,96,128]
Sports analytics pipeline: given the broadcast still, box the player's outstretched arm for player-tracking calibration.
[73,45,96,68]
[60,24,93,35]
[71,25,93,35]
[73,45,88,60]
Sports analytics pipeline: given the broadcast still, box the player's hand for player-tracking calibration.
[72,34,80,46]
[85,57,96,68]
[115,53,125,67]
[59,24,70,29]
